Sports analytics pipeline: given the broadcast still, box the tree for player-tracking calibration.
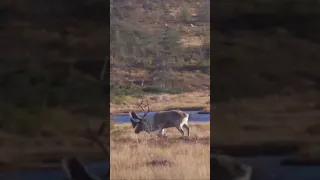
[152,25,180,89]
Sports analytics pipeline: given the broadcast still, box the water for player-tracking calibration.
[237,156,320,180]
[0,160,108,180]
[113,111,210,123]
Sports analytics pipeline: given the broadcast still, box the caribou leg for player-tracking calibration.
[158,129,165,136]
[176,126,185,136]
[183,124,190,137]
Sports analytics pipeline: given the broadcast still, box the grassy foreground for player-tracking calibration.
[110,123,210,180]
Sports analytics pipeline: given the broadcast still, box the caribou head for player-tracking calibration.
[128,100,150,134]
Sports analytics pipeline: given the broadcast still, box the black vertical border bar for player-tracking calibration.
[103,1,111,179]
[106,1,111,179]
[209,0,217,177]
[209,0,213,177]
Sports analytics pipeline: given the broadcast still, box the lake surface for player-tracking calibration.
[0,160,108,180]
[113,111,210,123]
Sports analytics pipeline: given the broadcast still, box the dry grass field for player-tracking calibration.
[110,123,210,180]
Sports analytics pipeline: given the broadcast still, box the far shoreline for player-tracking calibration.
[110,91,210,115]
[111,107,211,117]
[111,107,210,116]
[113,121,210,125]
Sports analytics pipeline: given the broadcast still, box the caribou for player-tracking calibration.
[129,100,190,137]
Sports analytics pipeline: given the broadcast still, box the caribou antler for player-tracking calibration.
[85,121,109,159]
[136,99,150,120]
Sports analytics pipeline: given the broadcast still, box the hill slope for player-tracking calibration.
[110,0,210,111]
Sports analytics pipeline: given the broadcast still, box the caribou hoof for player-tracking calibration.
[182,136,191,140]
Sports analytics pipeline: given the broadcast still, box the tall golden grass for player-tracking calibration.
[110,123,210,180]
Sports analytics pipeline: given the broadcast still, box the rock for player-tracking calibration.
[146,159,173,167]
